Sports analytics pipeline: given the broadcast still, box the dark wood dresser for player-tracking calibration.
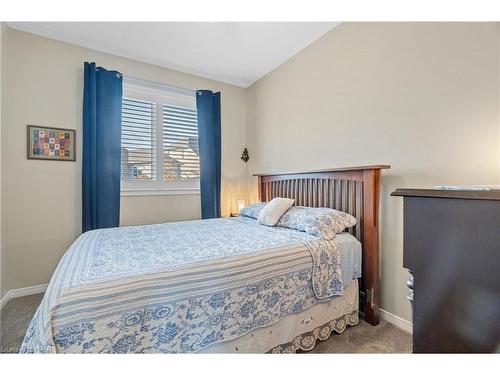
[391,188,500,353]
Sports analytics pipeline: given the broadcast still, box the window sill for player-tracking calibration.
[121,188,200,197]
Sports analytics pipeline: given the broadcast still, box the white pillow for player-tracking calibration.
[257,197,295,226]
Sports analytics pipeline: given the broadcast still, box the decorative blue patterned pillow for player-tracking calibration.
[239,202,266,219]
[276,206,357,239]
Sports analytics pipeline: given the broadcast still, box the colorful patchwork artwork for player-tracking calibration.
[28,126,75,161]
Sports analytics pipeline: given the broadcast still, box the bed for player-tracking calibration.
[20,165,389,353]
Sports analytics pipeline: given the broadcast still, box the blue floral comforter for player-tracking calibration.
[20,217,343,353]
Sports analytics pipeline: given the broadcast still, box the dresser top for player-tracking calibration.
[391,188,500,201]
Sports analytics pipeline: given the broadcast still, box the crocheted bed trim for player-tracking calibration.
[268,311,359,353]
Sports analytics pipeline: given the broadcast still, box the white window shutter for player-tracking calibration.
[120,82,199,192]
[163,105,199,181]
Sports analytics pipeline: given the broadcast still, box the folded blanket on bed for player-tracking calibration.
[20,217,342,353]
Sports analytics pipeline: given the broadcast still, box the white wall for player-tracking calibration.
[246,22,500,322]
[1,27,248,293]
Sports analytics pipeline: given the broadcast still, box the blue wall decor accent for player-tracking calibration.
[196,90,221,219]
[82,62,123,232]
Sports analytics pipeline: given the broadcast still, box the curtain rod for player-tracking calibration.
[123,76,196,96]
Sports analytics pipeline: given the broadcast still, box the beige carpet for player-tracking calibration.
[0,293,411,353]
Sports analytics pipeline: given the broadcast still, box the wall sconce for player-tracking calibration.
[241,148,249,163]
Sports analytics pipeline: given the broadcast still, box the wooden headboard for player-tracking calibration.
[254,165,390,326]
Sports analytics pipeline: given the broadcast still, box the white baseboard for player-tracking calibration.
[380,308,413,334]
[0,284,48,310]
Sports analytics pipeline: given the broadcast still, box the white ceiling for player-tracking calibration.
[8,22,340,88]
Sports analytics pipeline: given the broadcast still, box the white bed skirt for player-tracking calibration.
[200,279,359,353]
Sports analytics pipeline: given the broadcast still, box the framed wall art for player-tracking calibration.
[27,125,76,161]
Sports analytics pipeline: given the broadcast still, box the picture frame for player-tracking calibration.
[27,125,76,162]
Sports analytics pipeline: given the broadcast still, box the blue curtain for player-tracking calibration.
[82,62,123,232]
[196,90,221,219]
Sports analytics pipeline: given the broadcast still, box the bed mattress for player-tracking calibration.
[21,217,360,353]
[336,232,362,285]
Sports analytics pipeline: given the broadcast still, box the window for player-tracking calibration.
[120,80,200,195]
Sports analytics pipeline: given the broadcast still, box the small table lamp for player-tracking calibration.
[230,200,246,217]
[237,199,245,212]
